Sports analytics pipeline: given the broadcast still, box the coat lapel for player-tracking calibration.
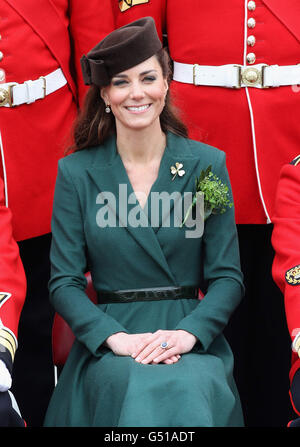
[262,0,300,44]
[86,133,202,283]
[4,0,76,98]
[148,133,202,233]
[86,136,178,284]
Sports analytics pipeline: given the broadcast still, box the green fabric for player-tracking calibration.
[44,132,244,427]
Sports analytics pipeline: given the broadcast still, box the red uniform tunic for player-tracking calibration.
[0,1,115,426]
[0,0,115,242]
[272,161,300,390]
[0,177,26,372]
[113,0,300,224]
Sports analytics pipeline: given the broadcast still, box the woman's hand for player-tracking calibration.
[131,329,197,365]
[105,332,152,356]
[104,332,183,364]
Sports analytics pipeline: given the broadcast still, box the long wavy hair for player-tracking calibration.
[67,48,188,153]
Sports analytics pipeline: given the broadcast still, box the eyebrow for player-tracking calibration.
[112,70,158,79]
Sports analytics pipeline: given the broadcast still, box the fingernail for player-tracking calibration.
[131,353,136,358]
[136,357,141,362]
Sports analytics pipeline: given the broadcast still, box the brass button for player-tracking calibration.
[247,35,256,46]
[247,18,256,28]
[248,1,256,11]
[246,52,256,64]
[0,51,3,61]
[0,68,5,82]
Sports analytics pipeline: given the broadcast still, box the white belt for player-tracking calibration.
[173,62,300,88]
[0,68,67,107]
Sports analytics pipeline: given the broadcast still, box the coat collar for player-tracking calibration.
[4,0,76,98]
[86,132,202,283]
[261,0,300,44]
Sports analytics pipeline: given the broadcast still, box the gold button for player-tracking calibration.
[248,1,256,11]
[247,35,256,46]
[0,52,3,61]
[247,52,256,64]
[0,69,5,82]
[247,18,256,28]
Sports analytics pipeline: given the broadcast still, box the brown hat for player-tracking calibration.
[80,17,162,87]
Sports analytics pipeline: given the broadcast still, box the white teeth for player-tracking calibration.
[127,105,150,112]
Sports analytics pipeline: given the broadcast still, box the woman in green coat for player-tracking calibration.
[44,17,244,427]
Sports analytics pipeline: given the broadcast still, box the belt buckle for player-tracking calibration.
[240,64,269,88]
[0,83,17,107]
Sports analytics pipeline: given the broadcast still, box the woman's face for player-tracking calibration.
[101,56,168,132]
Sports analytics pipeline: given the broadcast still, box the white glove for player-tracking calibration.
[0,359,12,392]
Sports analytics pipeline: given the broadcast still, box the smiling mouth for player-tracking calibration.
[125,104,151,113]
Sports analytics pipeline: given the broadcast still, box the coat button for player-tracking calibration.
[248,1,256,11]
[0,68,5,82]
[0,51,3,61]
[247,52,256,64]
[247,18,256,28]
[247,35,256,46]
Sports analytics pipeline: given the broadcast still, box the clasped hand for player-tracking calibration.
[105,330,197,365]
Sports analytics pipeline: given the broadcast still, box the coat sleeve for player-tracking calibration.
[68,0,115,106]
[49,158,129,357]
[175,151,244,351]
[272,163,300,345]
[0,178,26,373]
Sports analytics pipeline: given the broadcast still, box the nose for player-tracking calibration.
[129,80,145,100]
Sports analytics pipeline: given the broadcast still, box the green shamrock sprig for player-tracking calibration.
[181,165,233,227]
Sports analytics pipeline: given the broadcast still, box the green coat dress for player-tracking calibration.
[44,131,244,427]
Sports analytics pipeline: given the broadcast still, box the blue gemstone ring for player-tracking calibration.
[160,341,169,349]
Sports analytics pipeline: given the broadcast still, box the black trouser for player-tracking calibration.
[12,233,54,427]
[0,391,25,427]
[224,224,294,427]
[290,369,300,423]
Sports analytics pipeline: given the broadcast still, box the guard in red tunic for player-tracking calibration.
[0,177,26,426]
[112,0,300,426]
[272,156,300,427]
[0,0,115,425]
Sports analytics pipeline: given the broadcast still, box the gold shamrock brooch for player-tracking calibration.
[170,162,185,181]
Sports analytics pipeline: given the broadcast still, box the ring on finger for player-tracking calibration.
[160,341,169,349]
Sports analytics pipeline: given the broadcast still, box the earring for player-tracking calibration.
[105,104,111,113]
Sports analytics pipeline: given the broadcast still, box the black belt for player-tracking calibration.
[97,286,199,304]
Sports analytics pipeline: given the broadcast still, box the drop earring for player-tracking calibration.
[105,104,111,113]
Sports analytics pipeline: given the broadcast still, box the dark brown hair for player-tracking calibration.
[67,48,188,153]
